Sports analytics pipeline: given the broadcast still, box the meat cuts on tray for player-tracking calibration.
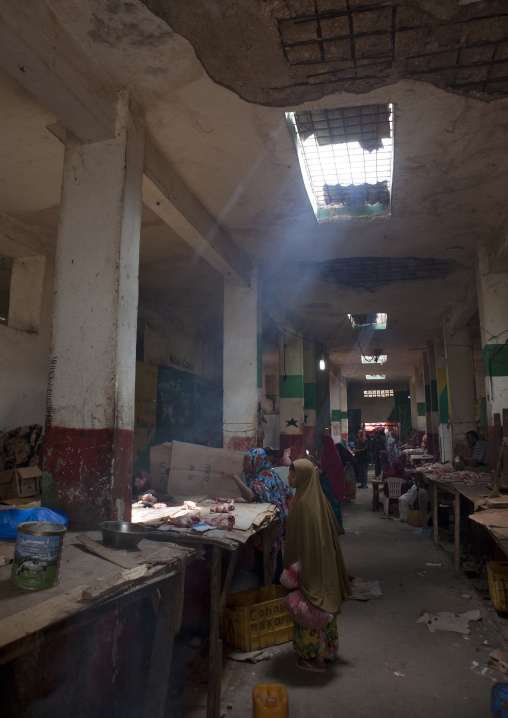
[208,514,235,530]
[166,514,201,528]
[210,504,235,513]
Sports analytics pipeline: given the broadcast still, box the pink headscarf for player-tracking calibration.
[319,434,345,500]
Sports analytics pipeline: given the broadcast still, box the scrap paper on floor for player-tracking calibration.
[417,609,481,634]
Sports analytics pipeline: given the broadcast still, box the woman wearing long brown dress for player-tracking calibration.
[285,459,351,673]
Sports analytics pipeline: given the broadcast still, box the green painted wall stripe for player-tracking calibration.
[304,383,317,410]
[417,402,426,417]
[483,344,508,378]
[257,333,262,389]
[439,386,449,423]
[279,374,304,399]
[331,410,347,421]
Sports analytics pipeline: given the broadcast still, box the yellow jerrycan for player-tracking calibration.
[252,683,289,717]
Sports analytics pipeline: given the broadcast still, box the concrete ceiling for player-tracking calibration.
[1,0,507,386]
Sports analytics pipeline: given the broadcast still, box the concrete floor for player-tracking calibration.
[213,473,508,718]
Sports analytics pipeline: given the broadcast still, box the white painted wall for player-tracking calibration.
[0,221,54,431]
[348,381,410,424]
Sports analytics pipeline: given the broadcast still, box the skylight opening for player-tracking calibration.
[361,355,387,365]
[286,104,393,222]
[366,374,386,380]
[364,389,394,398]
[348,313,387,330]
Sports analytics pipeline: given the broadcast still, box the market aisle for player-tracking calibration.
[214,474,506,718]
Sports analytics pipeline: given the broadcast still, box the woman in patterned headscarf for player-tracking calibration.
[223,448,293,578]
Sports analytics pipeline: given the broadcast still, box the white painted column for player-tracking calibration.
[223,269,259,451]
[279,327,304,458]
[330,368,341,444]
[303,340,317,454]
[413,362,427,435]
[44,93,144,528]
[339,374,348,444]
[476,243,508,454]
[435,337,452,462]
[444,321,477,456]
[427,342,440,458]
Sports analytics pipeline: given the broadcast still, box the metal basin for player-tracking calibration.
[99,521,148,549]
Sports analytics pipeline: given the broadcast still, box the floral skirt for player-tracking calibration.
[293,615,339,661]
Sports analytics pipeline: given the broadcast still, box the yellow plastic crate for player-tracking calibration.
[487,561,508,612]
[221,585,294,652]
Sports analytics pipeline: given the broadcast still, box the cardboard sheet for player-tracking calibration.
[469,510,508,529]
[150,441,245,496]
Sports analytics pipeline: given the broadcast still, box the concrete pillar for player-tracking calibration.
[423,348,439,458]
[330,369,348,446]
[279,327,304,458]
[413,362,427,437]
[340,374,349,445]
[476,243,508,465]
[444,322,477,457]
[303,340,317,454]
[223,270,259,452]
[42,94,144,528]
[435,337,452,462]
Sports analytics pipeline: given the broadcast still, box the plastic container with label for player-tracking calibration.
[252,684,288,717]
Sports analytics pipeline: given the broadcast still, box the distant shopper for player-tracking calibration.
[372,428,385,477]
[464,431,490,467]
[335,441,358,502]
[354,430,369,488]
[386,430,400,465]
[318,434,345,534]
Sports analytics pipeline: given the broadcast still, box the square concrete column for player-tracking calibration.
[444,321,477,456]
[42,94,144,528]
[330,369,348,446]
[279,327,304,459]
[412,361,427,437]
[303,340,317,454]
[223,271,259,451]
[434,337,452,461]
[476,243,508,463]
[423,348,439,458]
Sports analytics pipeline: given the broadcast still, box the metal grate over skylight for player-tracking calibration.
[364,389,393,398]
[361,355,387,365]
[349,313,387,330]
[287,104,393,221]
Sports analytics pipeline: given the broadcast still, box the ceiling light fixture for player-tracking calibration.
[319,354,326,371]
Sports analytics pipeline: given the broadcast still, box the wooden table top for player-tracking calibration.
[0,531,192,664]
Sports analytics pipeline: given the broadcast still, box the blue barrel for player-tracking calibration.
[492,683,508,717]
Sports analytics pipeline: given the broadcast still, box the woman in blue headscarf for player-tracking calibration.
[223,448,293,579]
[224,448,293,532]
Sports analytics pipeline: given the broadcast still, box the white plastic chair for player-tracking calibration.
[381,478,407,516]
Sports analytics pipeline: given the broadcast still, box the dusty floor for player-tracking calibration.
[178,471,508,718]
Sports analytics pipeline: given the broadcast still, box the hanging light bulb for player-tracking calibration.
[319,354,326,371]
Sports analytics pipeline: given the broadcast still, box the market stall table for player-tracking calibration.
[0,531,194,718]
[408,453,434,467]
[469,509,508,559]
[132,498,279,718]
[416,470,491,577]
